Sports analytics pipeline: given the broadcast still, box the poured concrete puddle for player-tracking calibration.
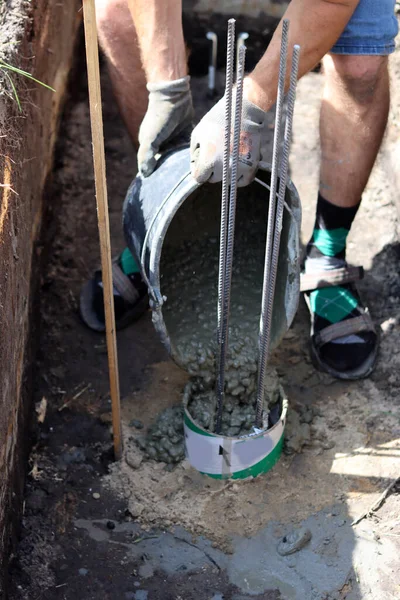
[9,67,400,599]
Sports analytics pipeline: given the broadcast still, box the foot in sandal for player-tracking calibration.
[80,248,148,332]
[301,194,378,380]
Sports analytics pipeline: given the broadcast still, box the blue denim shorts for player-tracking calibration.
[331,0,398,55]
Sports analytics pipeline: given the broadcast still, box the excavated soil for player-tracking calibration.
[7,41,400,600]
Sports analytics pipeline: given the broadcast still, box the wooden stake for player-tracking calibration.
[82,0,122,460]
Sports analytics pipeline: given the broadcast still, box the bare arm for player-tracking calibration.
[126,0,187,82]
[244,0,360,110]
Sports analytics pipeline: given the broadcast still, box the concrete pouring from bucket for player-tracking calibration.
[123,146,301,475]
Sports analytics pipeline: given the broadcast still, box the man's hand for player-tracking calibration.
[190,93,266,187]
[138,76,194,177]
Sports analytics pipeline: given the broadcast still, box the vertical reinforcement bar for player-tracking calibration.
[255,19,290,428]
[215,19,235,430]
[257,47,300,426]
[217,19,235,342]
[216,42,246,434]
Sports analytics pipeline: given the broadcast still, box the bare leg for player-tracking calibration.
[319,54,390,207]
[303,54,388,377]
[95,0,148,146]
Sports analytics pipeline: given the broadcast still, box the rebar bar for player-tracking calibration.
[256,47,300,428]
[255,19,290,428]
[215,19,235,432]
[236,32,249,75]
[216,41,246,434]
[217,19,235,344]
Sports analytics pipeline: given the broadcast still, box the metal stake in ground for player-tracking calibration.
[255,19,290,429]
[216,19,235,431]
[82,0,123,459]
[206,31,218,98]
[216,41,246,434]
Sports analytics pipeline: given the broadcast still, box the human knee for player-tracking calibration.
[324,54,388,103]
[95,0,128,29]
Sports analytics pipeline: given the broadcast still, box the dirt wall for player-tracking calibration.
[0,1,81,596]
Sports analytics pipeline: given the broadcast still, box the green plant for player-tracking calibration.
[0,59,55,111]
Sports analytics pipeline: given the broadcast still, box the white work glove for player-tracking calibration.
[138,76,194,177]
[190,93,266,187]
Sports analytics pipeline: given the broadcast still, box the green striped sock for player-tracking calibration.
[120,247,140,276]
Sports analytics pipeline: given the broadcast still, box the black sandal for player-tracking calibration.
[300,264,379,380]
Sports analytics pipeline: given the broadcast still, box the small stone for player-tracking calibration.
[277,527,311,556]
[129,419,144,429]
[138,563,154,579]
[134,592,149,600]
[106,520,115,530]
[380,317,397,333]
[286,558,296,568]
[92,492,100,499]
[125,449,143,470]
[78,568,88,576]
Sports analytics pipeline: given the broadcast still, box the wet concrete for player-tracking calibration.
[73,500,386,600]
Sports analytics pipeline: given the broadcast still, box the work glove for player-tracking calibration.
[138,76,194,177]
[190,93,266,187]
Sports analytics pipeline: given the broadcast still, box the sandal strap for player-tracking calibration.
[314,312,375,349]
[112,263,140,305]
[300,265,364,293]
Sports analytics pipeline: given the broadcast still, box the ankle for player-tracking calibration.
[304,254,346,273]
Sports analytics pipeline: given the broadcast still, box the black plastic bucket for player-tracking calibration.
[123,146,301,368]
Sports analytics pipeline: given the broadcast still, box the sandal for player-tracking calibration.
[79,259,148,332]
[300,264,379,380]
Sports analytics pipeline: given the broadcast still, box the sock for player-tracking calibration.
[120,247,140,275]
[305,193,375,372]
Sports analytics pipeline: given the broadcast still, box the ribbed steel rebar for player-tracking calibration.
[215,19,235,431]
[257,47,300,426]
[255,19,290,428]
[236,32,249,76]
[216,42,246,434]
[217,19,235,342]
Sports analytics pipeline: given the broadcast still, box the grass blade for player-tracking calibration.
[3,71,21,111]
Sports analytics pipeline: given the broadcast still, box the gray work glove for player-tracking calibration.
[190,93,266,187]
[138,76,194,177]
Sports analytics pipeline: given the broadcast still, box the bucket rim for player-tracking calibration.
[146,151,301,288]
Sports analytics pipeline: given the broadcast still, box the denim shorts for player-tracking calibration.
[331,0,398,55]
